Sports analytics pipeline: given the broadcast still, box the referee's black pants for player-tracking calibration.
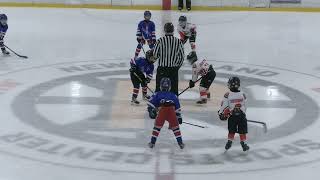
[156,66,180,96]
[178,0,191,9]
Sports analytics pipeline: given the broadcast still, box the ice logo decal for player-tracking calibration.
[0,60,320,174]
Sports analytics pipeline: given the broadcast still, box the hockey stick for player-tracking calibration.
[133,72,155,94]
[183,121,208,128]
[4,45,28,59]
[247,120,267,133]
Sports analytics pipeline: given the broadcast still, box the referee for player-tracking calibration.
[153,22,185,95]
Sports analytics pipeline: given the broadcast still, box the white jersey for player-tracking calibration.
[191,59,210,82]
[177,23,196,40]
[218,91,247,115]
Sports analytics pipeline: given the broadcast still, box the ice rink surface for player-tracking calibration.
[0,7,320,180]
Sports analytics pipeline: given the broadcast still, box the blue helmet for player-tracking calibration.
[144,11,151,20]
[160,78,171,91]
[0,14,7,20]
[0,14,7,25]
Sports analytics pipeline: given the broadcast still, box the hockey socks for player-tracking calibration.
[228,133,235,141]
[151,126,161,144]
[172,127,183,144]
[132,88,139,99]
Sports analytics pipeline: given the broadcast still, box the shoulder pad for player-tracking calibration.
[224,92,229,98]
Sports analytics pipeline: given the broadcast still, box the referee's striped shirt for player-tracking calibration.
[153,35,185,67]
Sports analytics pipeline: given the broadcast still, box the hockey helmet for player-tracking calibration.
[178,16,187,27]
[160,78,171,91]
[0,14,8,25]
[187,51,198,64]
[164,22,174,35]
[228,76,240,90]
[144,11,151,21]
[146,50,156,63]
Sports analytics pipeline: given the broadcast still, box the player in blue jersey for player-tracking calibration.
[147,78,185,149]
[0,14,9,55]
[130,50,155,105]
[134,11,156,59]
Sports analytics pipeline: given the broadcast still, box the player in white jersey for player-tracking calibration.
[177,16,196,52]
[218,77,250,151]
[187,52,216,104]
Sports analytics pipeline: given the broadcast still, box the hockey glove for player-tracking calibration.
[148,106,157,119]
[219,113,228,121]
[129,65,137,73]
[189,80,195,88]
[146,77,151,84]
[137,37,145,44]
[219,108,231,121]
[190,33,196,43]
[147,39,156,46]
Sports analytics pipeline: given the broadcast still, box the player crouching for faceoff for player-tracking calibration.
[129,50,155,105]
[147,78,185,149]
[218,77,249,151]
[187,52,216,104]
[0,14,9,55]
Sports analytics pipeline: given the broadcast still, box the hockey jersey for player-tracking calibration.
[136,20,156,41]
[130,57,154,79]
[148,91,181,115]
[191,59,210,82]
[0,23,8,42]
[218,91,247,115]
[177,23,196,41]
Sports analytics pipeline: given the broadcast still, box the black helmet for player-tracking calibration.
[178,16,187,28]
[228,77,240,91]
[187,51,197,64]
[144,11,151,21]
[178,15,187,22]
[146,50,156,63]
[164,22,174,35]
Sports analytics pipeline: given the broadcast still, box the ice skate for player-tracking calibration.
[131,97,140,105]
[240,141,249,151]
[196,99,207,104]
[1,49,9,55]
[148,142,155,149]
[178,142,185,149]
[225,140,232,150]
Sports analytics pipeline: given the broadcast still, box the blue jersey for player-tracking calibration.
[148,91,181,111]
[136,20,156,41]
[130,57,154,79]
[0,24,8,42]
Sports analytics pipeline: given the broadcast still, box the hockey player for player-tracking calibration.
[218,77,250,151]
[147,78,185,149]
[0,14,9,55]
[177,16,196,52]
[130,50,155,105]
[134,11,156,59]
[187,52,216,104]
